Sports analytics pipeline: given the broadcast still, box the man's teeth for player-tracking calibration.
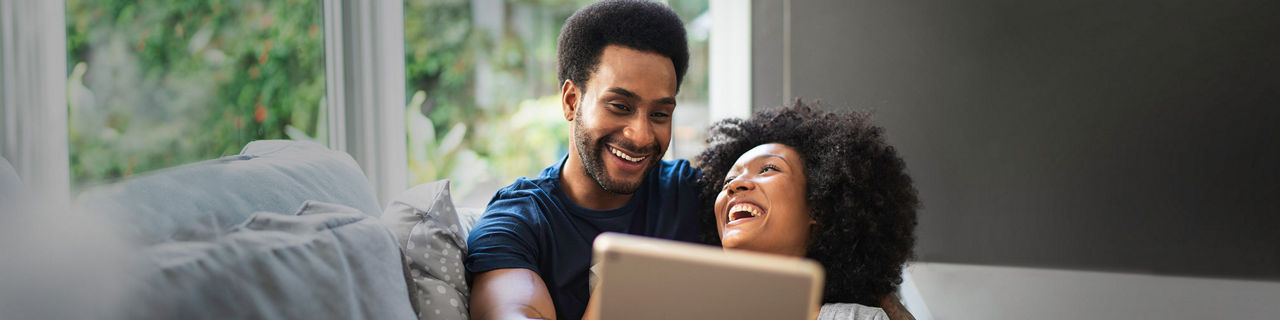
[728,204,761,221]
[610,147,646,162]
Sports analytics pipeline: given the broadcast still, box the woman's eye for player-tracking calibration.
[760,164,780,173]
[722,175,737,186]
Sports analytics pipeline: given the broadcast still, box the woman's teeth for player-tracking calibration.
[610,147,646,162]
[728,203,762,221]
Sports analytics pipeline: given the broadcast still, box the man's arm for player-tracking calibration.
[470,268,557,320]
[879,294,916,320]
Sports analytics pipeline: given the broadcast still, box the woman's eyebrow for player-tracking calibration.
[758,154,793,167]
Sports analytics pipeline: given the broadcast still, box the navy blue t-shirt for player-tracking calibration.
[464,154,703,320]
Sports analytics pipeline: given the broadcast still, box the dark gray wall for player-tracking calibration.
[752,0,1280,280]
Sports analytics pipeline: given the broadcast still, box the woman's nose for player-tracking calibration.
[725,178,754,194]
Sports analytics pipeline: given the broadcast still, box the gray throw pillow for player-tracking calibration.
[381,180,469,320]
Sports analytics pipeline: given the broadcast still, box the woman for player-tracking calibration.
[694,100,919,320]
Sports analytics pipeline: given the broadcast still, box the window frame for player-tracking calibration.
[709,0,753,121]
[326,0,408,206]
[0,0,71,203]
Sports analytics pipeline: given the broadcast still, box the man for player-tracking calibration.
[464,1,699,319]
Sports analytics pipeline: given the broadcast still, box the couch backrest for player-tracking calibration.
[73,140,381,245]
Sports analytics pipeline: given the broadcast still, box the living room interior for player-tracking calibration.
[2,0,1279,319]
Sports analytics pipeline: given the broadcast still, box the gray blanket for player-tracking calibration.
[124,201,416,320]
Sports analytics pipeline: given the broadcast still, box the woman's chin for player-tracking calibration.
[721,233,805,257]
[719,231,755,251]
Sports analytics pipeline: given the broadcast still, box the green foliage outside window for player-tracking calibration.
[66,0,326,193]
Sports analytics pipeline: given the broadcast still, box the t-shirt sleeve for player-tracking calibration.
[674,159,703,191]
[664,159,707,243]
[464,197,542,274]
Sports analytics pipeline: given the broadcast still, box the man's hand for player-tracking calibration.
[582,275,603,320]
[470,268,557,320]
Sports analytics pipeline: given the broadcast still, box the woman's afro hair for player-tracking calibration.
[694,99,919,307]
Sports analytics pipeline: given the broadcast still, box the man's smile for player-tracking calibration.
[608,145,647,163]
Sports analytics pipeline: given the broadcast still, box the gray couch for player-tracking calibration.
[70,140,420,319]
[4,140,929,320]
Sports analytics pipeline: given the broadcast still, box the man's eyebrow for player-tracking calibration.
[606,87,677,106]
[606,87,638,98]
[655,96,677,106]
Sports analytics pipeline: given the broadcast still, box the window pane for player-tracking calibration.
[65,0,327,193]
[404,0,709,207]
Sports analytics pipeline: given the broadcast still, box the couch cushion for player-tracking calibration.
[382,180,470,320]
[0,156,23,212]
[73,140,381,245]
[125,200,417,320]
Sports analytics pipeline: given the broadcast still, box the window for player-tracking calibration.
[7,0,735,203]
[403,0,710,207]
[65,0,327,193]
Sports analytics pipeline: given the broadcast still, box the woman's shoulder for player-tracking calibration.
[818,303,890,320]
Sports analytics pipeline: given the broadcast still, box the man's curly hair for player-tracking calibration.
[557,0,690,91]
[693,100,919,307]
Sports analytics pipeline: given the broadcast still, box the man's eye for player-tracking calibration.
[610,103,631,112]
[650,112,670,118]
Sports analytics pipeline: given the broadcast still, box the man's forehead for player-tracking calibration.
[588,45,678,96]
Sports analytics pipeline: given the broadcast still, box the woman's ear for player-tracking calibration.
[561,80,580,121]
[806,219,820,248]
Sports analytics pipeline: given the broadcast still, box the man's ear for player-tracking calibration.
[561,80,580,121]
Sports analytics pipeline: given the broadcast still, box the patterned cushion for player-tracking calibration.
[381,180,469,320]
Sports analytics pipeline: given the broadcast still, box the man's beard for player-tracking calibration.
[573,111,659,195]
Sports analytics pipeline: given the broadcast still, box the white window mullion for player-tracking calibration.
[709,0,752,121]
[325,0,408,208]
[0,0,70,204]
[323,0,348,153]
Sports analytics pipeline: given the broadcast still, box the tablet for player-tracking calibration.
[590,232,824,320]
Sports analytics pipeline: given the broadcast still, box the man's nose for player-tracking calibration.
[621,116,655,150]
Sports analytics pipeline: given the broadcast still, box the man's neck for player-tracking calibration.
[561,153,634,211]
